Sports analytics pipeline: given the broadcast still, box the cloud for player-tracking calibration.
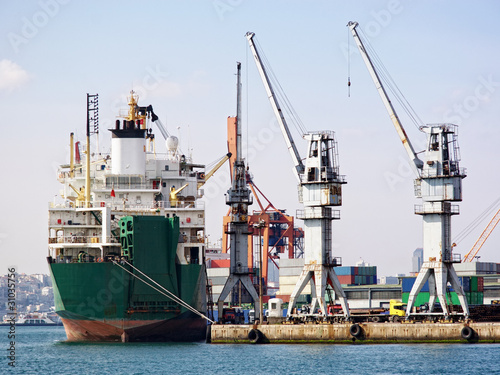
[0,59,30,92]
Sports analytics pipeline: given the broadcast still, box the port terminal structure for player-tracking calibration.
[348,21,469,320]
[222,116,305,295]
[246,32,350,319]
[217,63,261,322]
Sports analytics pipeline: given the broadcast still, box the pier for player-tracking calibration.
[210,322,500,344]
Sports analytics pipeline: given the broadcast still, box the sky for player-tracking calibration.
[1,0,499,278]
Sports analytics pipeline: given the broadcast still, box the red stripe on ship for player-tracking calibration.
[61,316,207,342]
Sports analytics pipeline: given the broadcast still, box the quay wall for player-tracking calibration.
[210,322,500,344]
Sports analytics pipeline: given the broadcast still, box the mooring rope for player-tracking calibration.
[112,260,214,324]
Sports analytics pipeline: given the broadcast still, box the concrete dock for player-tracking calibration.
[210,322,500,344]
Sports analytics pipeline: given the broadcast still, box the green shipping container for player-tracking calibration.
[402,292,471,306]
[470,277,478,292]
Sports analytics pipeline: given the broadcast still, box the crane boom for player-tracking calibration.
[463,208,500,262]
[146,105,170,140]
[245,32,305,181]
[197,153,232,189]
[347,21,423,176]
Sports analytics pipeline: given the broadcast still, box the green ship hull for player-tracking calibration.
[48,216,207,342]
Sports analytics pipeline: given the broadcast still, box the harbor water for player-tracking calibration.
[2,326,498,374]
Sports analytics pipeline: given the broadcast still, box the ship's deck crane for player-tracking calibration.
[197,153,232,189]
[348,21,469,320]
[246,32,350,319]
[139,104,185,158]
[144,105,169,139]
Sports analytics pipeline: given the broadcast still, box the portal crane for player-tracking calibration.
[217,62,260,322]
[348,21,469,319]
[463,208,500,262]
[246,32,350,319]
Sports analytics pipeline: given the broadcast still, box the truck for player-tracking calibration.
[291,300,407,323]
[221,307,244,324]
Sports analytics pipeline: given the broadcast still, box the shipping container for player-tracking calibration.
[462,276,470,292]
[402,277,430,293]
[471,276,478,291]
[478,277,484,292]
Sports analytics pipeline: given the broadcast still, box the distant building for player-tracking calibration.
[379,274,405,285]
[379,276,399,285]
[412,248,423,274]
[356,259,370,267]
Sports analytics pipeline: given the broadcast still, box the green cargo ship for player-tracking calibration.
[47,92,211,341]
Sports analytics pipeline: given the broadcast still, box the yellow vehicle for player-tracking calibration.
[389,300,407,318]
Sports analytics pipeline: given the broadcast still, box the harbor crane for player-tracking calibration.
[348,21,469,320]
[246,32,350,319]
[217,62,260,322]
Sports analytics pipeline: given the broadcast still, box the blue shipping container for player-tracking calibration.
[402,277,429,293]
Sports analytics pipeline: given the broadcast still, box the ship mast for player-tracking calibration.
[85,94,99,208]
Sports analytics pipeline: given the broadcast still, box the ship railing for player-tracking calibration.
[106,200,166,211]
[179,235,205,244]
[48,236,120,244]
[94,182,161,190]
[49,199,205,210]
[51,253,126,264]
[49,201,74,209]
[106,200,204,210]
[166,200,205,209]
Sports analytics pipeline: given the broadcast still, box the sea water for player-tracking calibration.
[1,326,498,374]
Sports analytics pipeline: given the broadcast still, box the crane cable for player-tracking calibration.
[452,196,500,245]
[205,153,229,170]
[253,37,308,137]
[347,27,351,97]
[357,27,425,132]
[246,39,250,164]
[112,260,215,323]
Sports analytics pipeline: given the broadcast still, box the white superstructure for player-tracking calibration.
[48,91,207,272]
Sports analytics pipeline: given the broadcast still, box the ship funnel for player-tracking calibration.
[110,128,147,175]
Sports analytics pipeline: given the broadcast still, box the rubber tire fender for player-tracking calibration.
[205,325,212,343]
[461,326,474,340]
[248,328,263,344]
[349,323,362,338]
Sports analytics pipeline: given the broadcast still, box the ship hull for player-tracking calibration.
[60,313,206,342]
[48,216,208,342]
[49,261,207,342]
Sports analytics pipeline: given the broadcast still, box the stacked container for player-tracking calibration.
[335,266,377,286]
[401,276,484,306]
